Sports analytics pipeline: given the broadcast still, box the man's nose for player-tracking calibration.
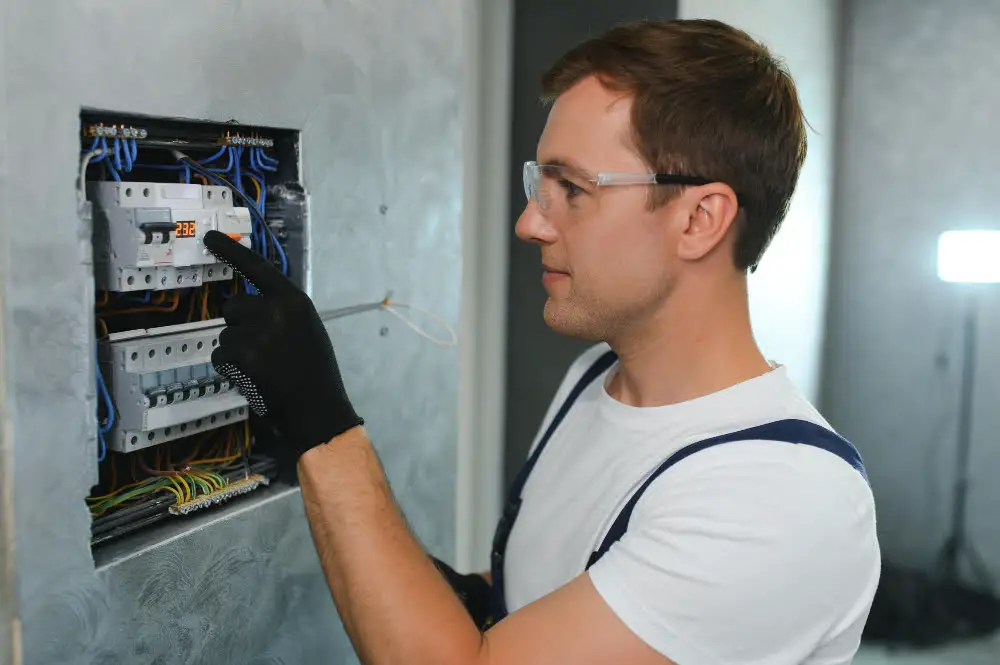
[514,200,557,245]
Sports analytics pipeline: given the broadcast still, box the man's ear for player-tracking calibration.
[675,185,740,262]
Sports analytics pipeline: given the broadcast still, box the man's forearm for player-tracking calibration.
[297,426,486,665]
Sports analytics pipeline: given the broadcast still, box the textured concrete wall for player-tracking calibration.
[2,1,464,663]
[0,3,16,660]
[824,0,1000,584]
[680,0,840,402]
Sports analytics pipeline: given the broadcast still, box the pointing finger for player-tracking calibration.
[203,230,289,296]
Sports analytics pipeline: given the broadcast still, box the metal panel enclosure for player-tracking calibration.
[1,1,464,663]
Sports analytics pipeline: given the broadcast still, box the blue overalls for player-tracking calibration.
[486,350,868,627]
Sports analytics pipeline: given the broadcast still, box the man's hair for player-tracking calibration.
[541,19,807,272]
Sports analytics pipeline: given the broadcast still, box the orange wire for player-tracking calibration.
[247,175,262,206]
[180,431,214,464]
[151,291,167,305]
[201,284,210,320]
[102,291,180,316]
[193,174,208,186]
[96,317,108,339]
[186,288,198,322]
[189,453,244,465]
[96,290,109,306]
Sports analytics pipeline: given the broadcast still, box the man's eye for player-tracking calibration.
[558,179,583,198]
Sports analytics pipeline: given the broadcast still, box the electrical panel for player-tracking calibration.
[89,181,252,293]
[82,111,304,550]
[99,319,249,453]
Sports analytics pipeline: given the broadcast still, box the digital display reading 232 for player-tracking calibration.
[175,221,197,238]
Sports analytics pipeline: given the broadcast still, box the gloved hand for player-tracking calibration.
[203,230,364,462]
[431,557,494,631]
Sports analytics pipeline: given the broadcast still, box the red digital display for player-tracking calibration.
[175,221,197,238]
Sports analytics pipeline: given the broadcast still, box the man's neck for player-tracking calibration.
[605,275,771,408]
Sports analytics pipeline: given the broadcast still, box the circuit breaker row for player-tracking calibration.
[100,319,248,452]
[90,181,252,294]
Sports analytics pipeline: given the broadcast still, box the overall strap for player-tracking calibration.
[586,418,868,569]
[487,349,618,627]
[506,349,619,504]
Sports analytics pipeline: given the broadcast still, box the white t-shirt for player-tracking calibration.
[504,343,880,665]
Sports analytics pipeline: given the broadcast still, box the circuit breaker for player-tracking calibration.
[89,181,253,293]
[99,319,249,453]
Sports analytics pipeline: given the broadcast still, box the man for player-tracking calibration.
[206,17,880,665]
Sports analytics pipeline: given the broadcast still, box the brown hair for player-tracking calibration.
[541,18,807,272]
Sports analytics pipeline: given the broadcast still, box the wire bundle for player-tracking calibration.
[87,421,252,518]
[176,146,288,287]
[83,135,138,183]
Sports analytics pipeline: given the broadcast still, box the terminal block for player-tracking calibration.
[99,319,249,453]
[89,181,252,293]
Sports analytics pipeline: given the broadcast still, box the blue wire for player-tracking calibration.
[95,346,115,461]
[270,226,288,274]
[97,370,115,433]
[201,146,228,164]
[102,137,121,182]
[245,171,286,275]
[258,148,279,166]
[254,147,278,173]
[249,171,269,260]
[249,146,259,172]
[252,171,267,212]
[183,159,289,277]
[113,138,123,171]
[130,139,138,163]
[203,147,234,173]
[122,138,133,172]
[234,147,243,193]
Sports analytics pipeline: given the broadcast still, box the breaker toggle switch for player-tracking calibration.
[166,383,186,405]
[184,379,202,400]
[139,220,175,246]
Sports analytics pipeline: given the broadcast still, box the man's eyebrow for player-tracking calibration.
[537,156,593,178]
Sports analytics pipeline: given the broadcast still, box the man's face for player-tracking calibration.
[515,76,685,341]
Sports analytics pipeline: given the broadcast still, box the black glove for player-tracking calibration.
[431,557,494,631]
[203,230,364,462]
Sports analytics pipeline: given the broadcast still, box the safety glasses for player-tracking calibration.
[522,160,724,214]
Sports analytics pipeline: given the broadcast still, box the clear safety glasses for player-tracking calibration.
[522,160,722,215]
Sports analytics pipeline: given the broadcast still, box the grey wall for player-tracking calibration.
[1,1,464,663]
[0,9,15,660]
[824,0,1000,585]
[504,0,678,489]
[680,0,840,403]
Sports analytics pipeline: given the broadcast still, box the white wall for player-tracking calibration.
[680,0,840,401]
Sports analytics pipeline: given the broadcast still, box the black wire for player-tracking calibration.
[176,157,263,223]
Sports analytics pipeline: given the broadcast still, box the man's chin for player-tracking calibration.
[542,300,602,341]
